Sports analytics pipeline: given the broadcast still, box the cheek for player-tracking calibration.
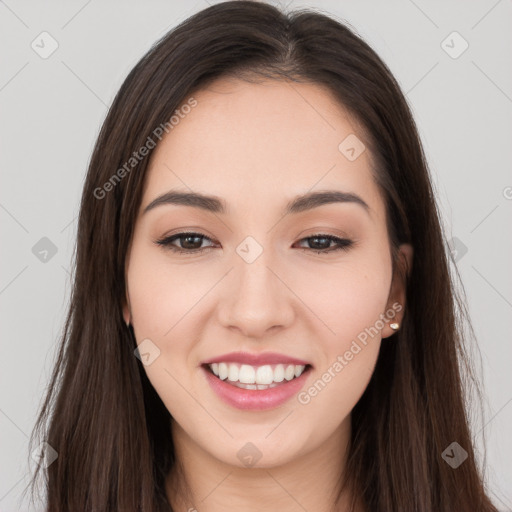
[289,256,389,421]
[126,247,196,396]
[127,244,204,339]
[289,251,391,343]
[126,247,204,418]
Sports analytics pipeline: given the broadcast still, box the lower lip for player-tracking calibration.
[201,365,312,411]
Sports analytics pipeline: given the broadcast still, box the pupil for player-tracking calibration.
[310,237,328,249]
[183,235,200,249]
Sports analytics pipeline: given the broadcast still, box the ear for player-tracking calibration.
[381,243,413,339]
[122,270,132,326]
[122,251,132,326]
[122,294,131,326]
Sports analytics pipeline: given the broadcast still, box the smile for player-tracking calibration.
[201,362,313,410]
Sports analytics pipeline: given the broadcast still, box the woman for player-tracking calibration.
[26,1,499,510]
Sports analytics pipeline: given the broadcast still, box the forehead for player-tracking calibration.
[140,77,385,223]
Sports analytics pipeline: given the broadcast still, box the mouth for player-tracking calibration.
[201,361,313,410]
[202,362,313,390]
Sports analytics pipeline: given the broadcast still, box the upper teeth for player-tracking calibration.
[209,362,306,384]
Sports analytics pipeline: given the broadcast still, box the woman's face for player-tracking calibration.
[123,77,412,468]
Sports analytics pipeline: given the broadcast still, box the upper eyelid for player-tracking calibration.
[158,231,354,247]
[160,231,350,240]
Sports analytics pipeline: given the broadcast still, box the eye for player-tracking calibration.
[155,232,216,254]
[293,233,354,254]
[154,232,354,255]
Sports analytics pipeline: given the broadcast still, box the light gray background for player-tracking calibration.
[1,0,511,510]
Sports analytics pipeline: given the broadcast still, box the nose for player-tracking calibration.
[216,246,295,339]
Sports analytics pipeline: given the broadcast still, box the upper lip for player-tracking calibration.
[201,351,312,367]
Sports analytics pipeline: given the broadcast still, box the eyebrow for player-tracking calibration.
[142,189,370,216]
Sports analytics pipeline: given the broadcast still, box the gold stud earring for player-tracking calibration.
[390,322,399,331]
[126,320,130,328]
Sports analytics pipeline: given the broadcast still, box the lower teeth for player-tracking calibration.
[223,379,290,390]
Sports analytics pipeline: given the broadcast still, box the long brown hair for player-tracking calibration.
[25,1,498,510]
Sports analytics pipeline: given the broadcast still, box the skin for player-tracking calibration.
[123,77,413,512]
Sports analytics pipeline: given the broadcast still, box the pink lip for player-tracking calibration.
[201,365,312,410]
[201,351,311,367]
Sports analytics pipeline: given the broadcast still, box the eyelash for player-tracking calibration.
[154,231,354,255]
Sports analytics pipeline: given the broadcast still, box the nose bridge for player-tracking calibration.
[235,243,274,297]
[217,235,294,336]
